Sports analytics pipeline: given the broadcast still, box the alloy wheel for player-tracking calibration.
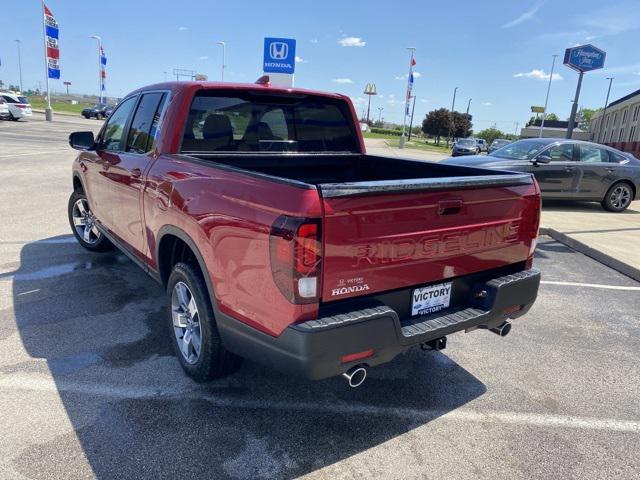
[71,198,102,244]
[610,185,631,210]
[171,281,202,364]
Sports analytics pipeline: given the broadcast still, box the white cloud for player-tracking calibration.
[502,3,542,28]
[579,2,640,36]
[295,56,307,63]
[395,72,422,80]
[199,56,209,60]
[178,26,188,31]
[338,36,366,47]
[514,69,563,81]
[420,99,429,104]
[332,78,353,84]
[310,38,319,44]
[482,101,493,106]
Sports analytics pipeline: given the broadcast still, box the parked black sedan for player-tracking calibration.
[443,138,640,212]
[81,104,109,120]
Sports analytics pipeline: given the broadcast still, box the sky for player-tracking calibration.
[1,0,640,131]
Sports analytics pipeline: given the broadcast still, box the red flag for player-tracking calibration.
[44,4,53,16]
[411,58,416,67]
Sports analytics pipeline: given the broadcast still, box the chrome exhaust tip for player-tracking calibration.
[490,321,512,337]
[342,366,367,388]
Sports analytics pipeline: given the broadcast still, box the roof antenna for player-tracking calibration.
[255,75,270,86]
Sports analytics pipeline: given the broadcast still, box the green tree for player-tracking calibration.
[477,127,506,145]
[577,107,601,129]
[452,112,472,138]
[527,112,559,126]
[422,108,451,144]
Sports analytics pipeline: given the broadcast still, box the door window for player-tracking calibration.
[126,93,167,153]
[543,143,574,161]
[100,96,136,151]
[580,145,610,163]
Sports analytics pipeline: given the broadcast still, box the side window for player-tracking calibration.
[543,143,574,161]
[611,152,629,164]
[259,108,289,140]
[100,96,136,152]
[126,93,166,154]
[580,145,610,163]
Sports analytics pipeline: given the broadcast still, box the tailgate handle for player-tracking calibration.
[438,200,463,216]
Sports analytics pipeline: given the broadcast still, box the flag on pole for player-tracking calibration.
[405,58,416,116]
[100,46,107,93]
[43,3,60,79]
[411,58,416,67]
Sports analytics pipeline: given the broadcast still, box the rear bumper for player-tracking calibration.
[217,268,540,380]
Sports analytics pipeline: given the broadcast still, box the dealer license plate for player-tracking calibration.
[411,282,452,316]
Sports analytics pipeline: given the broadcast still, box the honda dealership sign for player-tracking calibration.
[263,38,296,74]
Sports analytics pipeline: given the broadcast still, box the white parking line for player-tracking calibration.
[541,280,640,291]
[1,375,639,433]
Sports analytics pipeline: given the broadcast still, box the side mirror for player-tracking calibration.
[534,155,552,165]
[69,131,96,151]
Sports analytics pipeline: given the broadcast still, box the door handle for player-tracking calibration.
[564,167,575,172]
[131,168,142,178]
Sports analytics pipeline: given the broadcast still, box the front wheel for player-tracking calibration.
[167,262,242,382]
[602,182,634,212]
[67,190,113,251]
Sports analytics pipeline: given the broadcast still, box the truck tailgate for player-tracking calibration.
[319,174,540,301]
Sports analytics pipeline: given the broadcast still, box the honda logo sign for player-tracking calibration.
[269,42,288,60]
[263,37,296,75]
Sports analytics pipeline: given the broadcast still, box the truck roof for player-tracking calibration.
[129,80,350,101]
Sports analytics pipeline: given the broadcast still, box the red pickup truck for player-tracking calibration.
[67,80,541,387]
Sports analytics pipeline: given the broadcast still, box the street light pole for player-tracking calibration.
[377,107,384,124]
[89,35,102,103]
[15,40,23,92]
[539,54,558,138]
[597,77,614,143]
[216,41,226,81]
[466,98,472,115]
[449,86,458,144]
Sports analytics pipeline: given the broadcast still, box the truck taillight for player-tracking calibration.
[270,216,322,304]
[526,193,542,269]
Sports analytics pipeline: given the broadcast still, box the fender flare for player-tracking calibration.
[156,225,217,308]
[72,172,86,192]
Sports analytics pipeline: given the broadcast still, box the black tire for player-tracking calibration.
[96,113,103,120]
[9,112,18,121]
[601,182,634,212]
[167,262,242,382]
[67,190,113,251]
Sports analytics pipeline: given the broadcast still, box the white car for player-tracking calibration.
[0,96,10,120]
[0,92,33,120]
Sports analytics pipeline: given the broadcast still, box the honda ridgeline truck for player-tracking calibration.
[67,79,541,387]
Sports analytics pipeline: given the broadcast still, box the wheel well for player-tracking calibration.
[73,176,83,193]
[158,234,201,287]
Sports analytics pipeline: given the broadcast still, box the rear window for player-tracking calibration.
[181,90,359,153]
[18,96,29,104]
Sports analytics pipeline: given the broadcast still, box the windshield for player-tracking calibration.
[490,140,547,160]
[181,90,359,153]
[457,139,476,146]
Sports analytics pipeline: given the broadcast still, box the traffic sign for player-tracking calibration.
[563,44,606,73]
[263,38,296,74]
[531,106,545,113]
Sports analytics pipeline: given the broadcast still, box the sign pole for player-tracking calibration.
[41,0,53,121]
[539,54,558,138]
[407,95,416,141]
[566,71,584,139]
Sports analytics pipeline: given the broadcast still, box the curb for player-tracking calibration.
[539,226,640,282]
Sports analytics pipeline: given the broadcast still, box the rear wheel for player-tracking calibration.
[96,113,103,120]
[167,262,242,381]
[9,112,18,121]
[67,190,113,251]
[602,182,633,212]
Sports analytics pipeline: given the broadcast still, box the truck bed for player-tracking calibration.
[181,153,531,192]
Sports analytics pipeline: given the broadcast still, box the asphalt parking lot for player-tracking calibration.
[1,115,640,480]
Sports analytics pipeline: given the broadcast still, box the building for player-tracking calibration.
[590,88,640,158]
[520,119,590,140]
